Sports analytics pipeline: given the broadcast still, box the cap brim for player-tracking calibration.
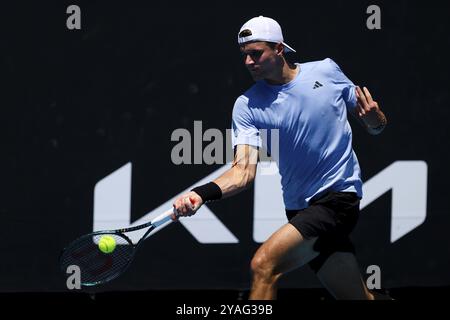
[282,42,296,53]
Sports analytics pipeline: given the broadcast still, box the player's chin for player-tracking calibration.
[249,72,263,81]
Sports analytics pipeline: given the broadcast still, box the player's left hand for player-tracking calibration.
[355,86,383,125]
[355,86,379,115]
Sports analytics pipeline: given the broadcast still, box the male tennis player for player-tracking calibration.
[173,16,387,300]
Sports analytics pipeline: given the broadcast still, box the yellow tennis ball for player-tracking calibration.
[98,235,116,254]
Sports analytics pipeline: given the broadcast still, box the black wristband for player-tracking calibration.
[371,122,386,130]
[191,182,222,203]
[368,120,386,132]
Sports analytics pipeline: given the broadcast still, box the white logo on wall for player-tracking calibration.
[93,161,427,244]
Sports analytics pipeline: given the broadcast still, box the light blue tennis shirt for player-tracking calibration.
[231,58,363,210]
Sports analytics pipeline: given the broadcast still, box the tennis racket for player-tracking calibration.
[59,208,178,287]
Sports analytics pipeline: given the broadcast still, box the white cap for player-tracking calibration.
[237,16,296,53]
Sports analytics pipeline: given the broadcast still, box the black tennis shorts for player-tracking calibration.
[286,191,360,273]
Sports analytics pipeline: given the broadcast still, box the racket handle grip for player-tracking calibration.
[151,208,177,227]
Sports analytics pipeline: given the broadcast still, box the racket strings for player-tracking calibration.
[60,233,134,285]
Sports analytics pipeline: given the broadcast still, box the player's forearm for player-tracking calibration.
[213,164,256,199]
[175,145,258,215]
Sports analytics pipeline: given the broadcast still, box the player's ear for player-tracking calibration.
[275,43,284,55]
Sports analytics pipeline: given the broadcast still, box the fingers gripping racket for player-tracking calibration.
[59,209,177,287]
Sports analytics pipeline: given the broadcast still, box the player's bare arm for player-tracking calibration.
[173,144,258,216]
[352,86,387,135]
[214,144,258,198]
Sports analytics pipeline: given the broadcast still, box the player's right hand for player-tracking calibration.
[173,192,203,217]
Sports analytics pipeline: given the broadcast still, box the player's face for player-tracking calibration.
[240,42,280,81]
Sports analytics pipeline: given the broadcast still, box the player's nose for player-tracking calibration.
[244,54,255,66]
